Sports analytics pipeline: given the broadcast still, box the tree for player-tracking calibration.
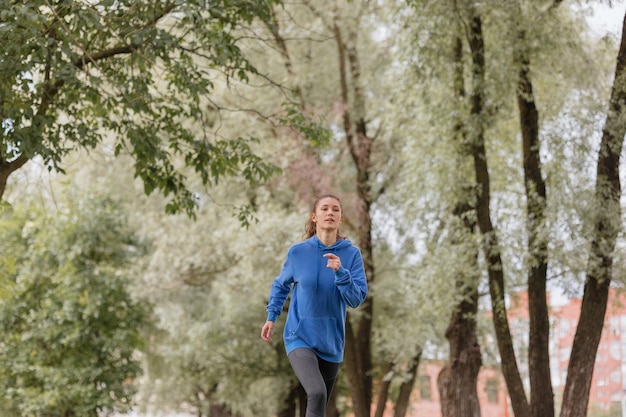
[17,2,622,417]
[0,0,279,216]
[463,1,622,415]
[399,0,621,416]
[127,180,306,417]
[0,194,147,416]
[390,1,489,414]
[512,1,553,414]
[465,6,531,416]
[253,1,413,415]
[279,2,412,415]
[433,12,484,417]
[560,10,626,417]
[457,3,626,416]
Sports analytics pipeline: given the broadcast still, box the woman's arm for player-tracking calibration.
[334,250,368,308]
[265,250,294,322]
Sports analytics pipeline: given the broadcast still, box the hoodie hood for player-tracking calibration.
[307,235,352,250]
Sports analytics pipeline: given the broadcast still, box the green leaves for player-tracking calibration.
[0,0,283,214]
[0,196,147,416]
[279,103,332,147]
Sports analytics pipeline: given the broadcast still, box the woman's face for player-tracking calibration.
[312,197,343,232]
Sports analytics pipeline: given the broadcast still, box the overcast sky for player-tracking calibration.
[587,1,625,37]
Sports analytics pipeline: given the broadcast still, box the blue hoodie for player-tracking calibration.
[266,235,368,363]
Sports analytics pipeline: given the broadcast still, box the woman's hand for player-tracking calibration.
[323,253,341,272]
[261,320,274,343]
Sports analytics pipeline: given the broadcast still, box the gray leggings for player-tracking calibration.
[288,348,341,417]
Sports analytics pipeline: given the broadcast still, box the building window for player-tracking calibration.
[620,315,626,334]
[558,319,570,338]
[419,375,431,401]
[611,390,622,402]
[610,368,621,383]
[485,378,499,404]
[610,342,621,359]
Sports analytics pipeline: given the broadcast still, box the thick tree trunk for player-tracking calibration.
[393,351,421,417]
[466,10,531,417]
[560,11,626,417]
[437,326,481,417]
[334,19,375,417]
[374,362,394,417]
[343,124,374,417]
[203,386,243,417]
[515,25,554,417]
[437,202,482,417]
[436,26,483,417]
[208,403,241,417]
[0,165,10,201]
[0,155,29,201]
[344,184,374,417]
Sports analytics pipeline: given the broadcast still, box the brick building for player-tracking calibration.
[551,289,626,412]
[390,289,626,416]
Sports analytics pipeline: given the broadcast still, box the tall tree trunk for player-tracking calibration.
[436,200,482,417]
[204,386,243,417]
[560,11,626,417]
[393,351,421,417]
[374,362,394,417]
[465,9,531,417]
[333,19,375,417]
[208,403,241,417]
[514,21,554,417]
[437,29,482,417]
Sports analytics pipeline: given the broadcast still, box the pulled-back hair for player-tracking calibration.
[303,194,347,240]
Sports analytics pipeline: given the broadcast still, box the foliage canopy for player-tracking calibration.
[0,0,280,215]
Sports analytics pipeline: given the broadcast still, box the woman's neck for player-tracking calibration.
[316,230,338,247]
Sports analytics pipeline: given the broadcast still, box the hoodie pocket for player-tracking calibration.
[289,317,343,356]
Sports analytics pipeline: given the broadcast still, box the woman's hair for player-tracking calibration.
[303,194,347,240]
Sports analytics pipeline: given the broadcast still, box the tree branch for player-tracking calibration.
[0,154,30,200]
[38,2,177,115]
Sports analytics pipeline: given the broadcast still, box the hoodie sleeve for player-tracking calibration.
[266,249,295,322]
[334,248,368,308]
